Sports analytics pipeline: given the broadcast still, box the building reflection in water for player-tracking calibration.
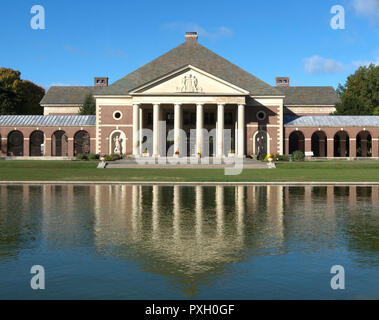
[0,184,378,296]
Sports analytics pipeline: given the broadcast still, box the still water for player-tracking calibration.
[0,184,378,299]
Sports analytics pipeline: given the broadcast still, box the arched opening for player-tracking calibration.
[7,131,24,156]
[74,130,90,155]
[356,131,372,157]
[29,130,44,156]
[289,131,305,154]
[255,130,268,156]
[334,131,350,157]
[311,131,327,157]
[52,130,68,156]
[109,130,126,155]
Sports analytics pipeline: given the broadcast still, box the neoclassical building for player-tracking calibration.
[1,32,379,158]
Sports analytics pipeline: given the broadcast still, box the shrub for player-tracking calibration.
[257,153,266,161]
[111,154,121,160]
[88,153,99,160]
[279,154,289,161]
[292,150,305,161]
[104,154,121,161]
[76,153,88,160]
[271,154,290,161]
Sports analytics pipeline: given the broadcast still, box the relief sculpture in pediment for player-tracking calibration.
[177,74,202,93]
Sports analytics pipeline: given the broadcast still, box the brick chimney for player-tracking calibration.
[94,77,108,87]
[276,77,290,87]
[185,32,198,42]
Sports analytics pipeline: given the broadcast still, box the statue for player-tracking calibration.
[113,135,122,154]
[179,74,201,92]
[193,75,199,92]
[256,131,267,156]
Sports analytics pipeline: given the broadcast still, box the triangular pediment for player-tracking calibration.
[130,65,249,95]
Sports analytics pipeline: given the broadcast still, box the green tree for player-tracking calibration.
[15,80,45,115]
[0,87,19,115]
[78,93,96,115]
[334,64,379,115]
[0,67,45,115]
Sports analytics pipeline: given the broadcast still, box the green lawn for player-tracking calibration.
[0,160,379,182]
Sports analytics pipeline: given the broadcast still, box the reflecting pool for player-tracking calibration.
[0,184,378,299]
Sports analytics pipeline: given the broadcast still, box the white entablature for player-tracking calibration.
[130,65,250,96]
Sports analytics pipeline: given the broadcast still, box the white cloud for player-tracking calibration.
[352,0,379,23]
[352,57,379,67]
[163,22,233,39]
[304,55,346,74]
[352,0,379,16]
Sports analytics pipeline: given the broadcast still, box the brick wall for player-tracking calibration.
[0,126,96,156]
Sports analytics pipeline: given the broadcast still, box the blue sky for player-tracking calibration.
[0,0,378,90]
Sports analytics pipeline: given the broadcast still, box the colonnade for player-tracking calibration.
[132,103,245,157]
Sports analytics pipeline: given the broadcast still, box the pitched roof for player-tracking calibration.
[284,115,379,127]
[40,86,100,105]
[278,86,340,106]
[96,40,283,96]
[0,115,96,126]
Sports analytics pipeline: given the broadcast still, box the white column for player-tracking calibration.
[132,104,140,156]
[153,103,160,157]
[196,103,204,154]
[235,118,238,155]
[238,104,245,157]
[139,107,143,155]
[217,104,224,157]
[174,104,181,155]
